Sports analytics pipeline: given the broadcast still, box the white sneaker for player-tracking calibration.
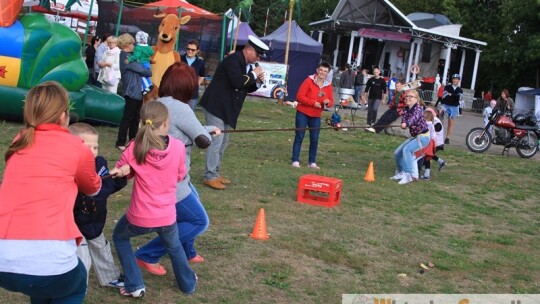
[365,127,376,133]
[308,163,320,169]
[390,171,404,180]
[120,287,145,298]
[291,161,300,168]
[398,173,414,185]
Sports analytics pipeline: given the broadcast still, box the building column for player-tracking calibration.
[412,39,422,81]
[442,43,453,85]
[405,41,416,83]
[459,49,466,79]
[356,36,364,68]
[333,34,341,68]
[347,31,357,65]
[317,30,324,43]
[471,49,481,90]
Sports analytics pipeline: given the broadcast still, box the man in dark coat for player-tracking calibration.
[200,35,268,190]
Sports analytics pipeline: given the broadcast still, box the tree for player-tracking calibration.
[130,0,540,91]
[392,0,540,93]
[190,0,237,14]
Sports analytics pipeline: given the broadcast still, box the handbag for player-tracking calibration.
[97,67,118,86]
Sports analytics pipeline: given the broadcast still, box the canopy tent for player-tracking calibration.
[261,20,323,101]
[514,87,540,126]
[228,22,258,47]
[143,0,219,20]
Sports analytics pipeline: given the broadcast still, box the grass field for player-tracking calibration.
[0,98,539,303]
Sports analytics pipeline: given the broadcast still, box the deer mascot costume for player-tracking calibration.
[146,13,191,101]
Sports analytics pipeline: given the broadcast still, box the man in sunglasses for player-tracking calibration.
[181,40,206,110]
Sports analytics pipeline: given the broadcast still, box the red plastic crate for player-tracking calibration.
[296,174,342,208]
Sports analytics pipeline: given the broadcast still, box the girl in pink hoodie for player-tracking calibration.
[110,101,197,298]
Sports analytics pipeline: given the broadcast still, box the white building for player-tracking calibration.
[310,0,487,96]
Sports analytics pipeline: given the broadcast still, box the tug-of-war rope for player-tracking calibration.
[217,124,401,134]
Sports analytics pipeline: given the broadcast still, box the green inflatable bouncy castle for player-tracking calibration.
[0,13,124,125]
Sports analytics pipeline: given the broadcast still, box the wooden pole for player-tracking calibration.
[175,7,184,52]
[232,10,242,52]
[263,8,269,36]
[284,0,294,66]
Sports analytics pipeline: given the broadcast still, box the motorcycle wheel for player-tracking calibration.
[466,127,492,153]
[516,131,538,158]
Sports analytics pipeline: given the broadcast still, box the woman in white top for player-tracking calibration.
[98,36,122,93]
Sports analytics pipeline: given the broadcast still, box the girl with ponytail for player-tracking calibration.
[109,101,197,298]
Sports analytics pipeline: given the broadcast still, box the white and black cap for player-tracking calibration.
[247,35,269,58]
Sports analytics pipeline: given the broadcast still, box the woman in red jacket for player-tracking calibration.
[0,82,102,303]
[291,61,334,169]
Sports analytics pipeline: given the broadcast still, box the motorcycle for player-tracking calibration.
[466,110,539,158]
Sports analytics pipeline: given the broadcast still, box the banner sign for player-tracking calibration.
[249,61,288,99]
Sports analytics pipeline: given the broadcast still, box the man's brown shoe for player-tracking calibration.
[203,178,225,190]
[217,176,231,184]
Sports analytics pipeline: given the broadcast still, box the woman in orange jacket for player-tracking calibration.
[0,82,102,303]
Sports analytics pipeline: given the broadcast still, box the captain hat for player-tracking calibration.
[247,35,269,58]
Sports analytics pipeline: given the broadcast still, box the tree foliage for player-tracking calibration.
[189,0,338,36]
[127,0,539,92]
[394,0,540,93]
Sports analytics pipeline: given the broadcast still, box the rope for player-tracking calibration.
[214,124,402,134]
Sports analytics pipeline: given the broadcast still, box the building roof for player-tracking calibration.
[407,12,452,29]
[309,0,486,49]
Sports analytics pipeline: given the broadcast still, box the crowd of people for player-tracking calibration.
[0,26,522,302]
[0,32,269,302]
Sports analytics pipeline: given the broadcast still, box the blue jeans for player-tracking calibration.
[112,215,196,294]
[0,259,87,304]
[136,183,210,261]
[292,111,321,164]
[353,85,363,104]
[367,98,382,125]
[394,135,430,177]
[387,89,395,104]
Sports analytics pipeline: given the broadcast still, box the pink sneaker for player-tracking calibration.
[189,255,205,263]
[291,161,300,168]
[136,258,166,276]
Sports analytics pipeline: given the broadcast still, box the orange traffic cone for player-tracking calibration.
[364,161,375,182]
[250,208,269,240]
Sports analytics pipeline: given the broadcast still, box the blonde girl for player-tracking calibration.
[110,101,197,297]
